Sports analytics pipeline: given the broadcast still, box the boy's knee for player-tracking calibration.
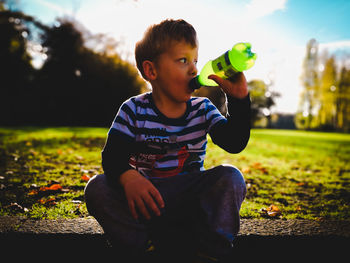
[218,165,246,194]
[220,164,244,182]
[84,174,106,202]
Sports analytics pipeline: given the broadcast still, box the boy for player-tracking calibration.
[85,19,250,262]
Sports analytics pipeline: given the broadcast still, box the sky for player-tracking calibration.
[17,0,350,113]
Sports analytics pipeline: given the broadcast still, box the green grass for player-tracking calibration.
[0,127,106,219]
[0,127,349,220]
[206,129,350,220]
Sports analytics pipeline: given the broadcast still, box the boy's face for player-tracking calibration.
[152,40,198,103]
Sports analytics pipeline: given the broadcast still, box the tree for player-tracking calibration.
[336,66,350,132]
[248,79,279,127]
[193,79,279,128]
[0,8,49,125]
[297,38,350,132]
[298,39,319,129]
[36,18,145,126]
[318,55,337,130]
[0,7,146,126]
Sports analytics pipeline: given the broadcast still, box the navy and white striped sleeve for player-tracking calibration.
[109,98,137,139]
[204,98,226,132]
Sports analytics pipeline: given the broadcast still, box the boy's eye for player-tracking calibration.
[179,58,187,64]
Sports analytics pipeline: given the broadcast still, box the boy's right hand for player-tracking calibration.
[119,169,165,220]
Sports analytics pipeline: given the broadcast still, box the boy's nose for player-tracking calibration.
[190,63,198,76]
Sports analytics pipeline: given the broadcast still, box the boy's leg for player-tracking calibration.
[84,174,149,255]
[148,165,246,261]
[196,164,247,259]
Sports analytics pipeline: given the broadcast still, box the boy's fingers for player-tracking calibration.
[208,73,248,99]
[150,188,165,209]
[143,193,161,216]
[135,197,151,220]
[128,200,138,220]
[208,74,225,86]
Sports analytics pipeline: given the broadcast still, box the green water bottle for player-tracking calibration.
[189,42,257,90]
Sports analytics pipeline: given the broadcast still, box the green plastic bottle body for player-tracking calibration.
[194,42,257,88]
[197,60,217,86]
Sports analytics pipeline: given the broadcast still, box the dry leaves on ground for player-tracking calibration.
[260,204,282,218]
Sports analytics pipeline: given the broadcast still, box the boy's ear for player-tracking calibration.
[142,60,157,81]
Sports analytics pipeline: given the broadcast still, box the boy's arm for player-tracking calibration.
[209,94,251,153]
[208,72,251,153]
[101,133,134,186]
[102,133,164,220]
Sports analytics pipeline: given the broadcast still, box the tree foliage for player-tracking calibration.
[297,39,350,132]
[193,79,279,128]
[248,79,279,127]
[298,39,319,129]
[1,7,146,126]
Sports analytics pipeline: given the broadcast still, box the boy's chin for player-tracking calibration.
[183,92,192,101]
[186,87,194,96]
[174,94,191,104]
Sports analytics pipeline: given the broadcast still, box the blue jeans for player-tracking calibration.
[85,165,246,260]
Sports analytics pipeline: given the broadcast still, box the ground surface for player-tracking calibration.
[1,127,350,220]
[1,216,349,260]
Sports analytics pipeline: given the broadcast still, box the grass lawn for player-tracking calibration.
[0,127,349,220]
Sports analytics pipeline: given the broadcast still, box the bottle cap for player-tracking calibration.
[189,76,201,90]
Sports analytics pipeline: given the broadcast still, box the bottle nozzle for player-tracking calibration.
[189,76,201,90]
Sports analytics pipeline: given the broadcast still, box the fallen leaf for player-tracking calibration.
[40,184,62,192]
[75,155,84,160]
[242,167,251,174]
[39,197,57,206]
[260,204,282,218]
[81,174,91,182]
[252,162,262,169]
[28,189,38,195]
[260,167,269,174]
[29,183,64,196]
[251,162,269,174]
[29,149,38,156]
[268,204,280,212]
[297,182,307,187]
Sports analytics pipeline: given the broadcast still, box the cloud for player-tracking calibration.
[245,0,287,20]
[319,40,350,50]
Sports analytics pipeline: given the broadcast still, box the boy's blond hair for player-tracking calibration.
[135,19,197,80]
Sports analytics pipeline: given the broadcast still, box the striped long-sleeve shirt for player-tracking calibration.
[102,92,250,183]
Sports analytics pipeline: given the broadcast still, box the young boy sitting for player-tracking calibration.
[85,19,250,262]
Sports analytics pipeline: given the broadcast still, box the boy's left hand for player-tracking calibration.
[208,72,248,99]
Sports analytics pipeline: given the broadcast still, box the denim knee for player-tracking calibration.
[84,174,103,198]
[217,164,246,196]
[84,174,107,215]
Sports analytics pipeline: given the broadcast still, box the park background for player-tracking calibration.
[0,0,349,220]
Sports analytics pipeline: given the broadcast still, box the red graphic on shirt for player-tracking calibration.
[129,146,190,178]
[150,146,189,178]
[129,153,157,169]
